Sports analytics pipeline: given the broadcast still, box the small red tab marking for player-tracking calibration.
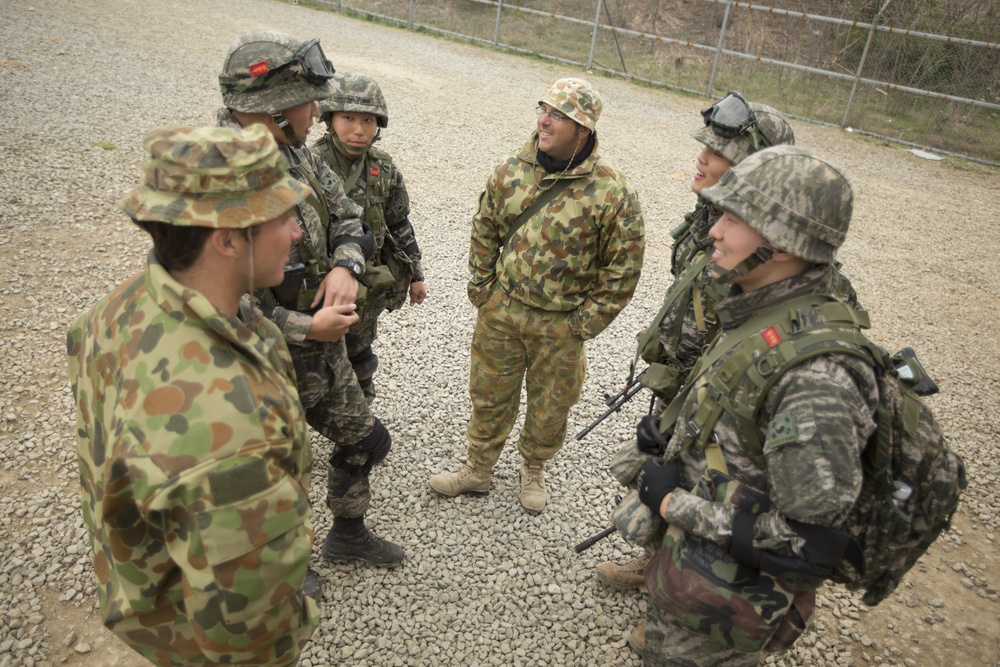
[249,60,270,77]
[761,326,782,347]
[370,167,379,176]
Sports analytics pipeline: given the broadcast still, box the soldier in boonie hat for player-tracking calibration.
[67,123,320,667]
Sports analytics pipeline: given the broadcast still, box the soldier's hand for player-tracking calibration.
[409,280,427,306]
[312,267,359,309]
[636,457,681,516]
[636,415,669,455]
[306,303,358,342]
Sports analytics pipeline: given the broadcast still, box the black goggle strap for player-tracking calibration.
[271,112,305,148]
[709,244,775,284]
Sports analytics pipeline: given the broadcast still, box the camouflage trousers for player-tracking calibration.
[345,297,387,402]
[642,602,760,667]
[466,289,586,465]
[292,336,379,520]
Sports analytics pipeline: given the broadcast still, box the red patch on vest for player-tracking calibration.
[249,60,270,77]
[761,326,782,347]
[370,167,379,177]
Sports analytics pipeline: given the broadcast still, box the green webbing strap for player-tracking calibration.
[502,178,574,249]
[342,156,366,195]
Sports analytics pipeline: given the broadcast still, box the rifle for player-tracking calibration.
[575,368,647,441]
[574,495,622,553]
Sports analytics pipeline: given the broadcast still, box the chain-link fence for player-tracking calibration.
[308,0,1000,166]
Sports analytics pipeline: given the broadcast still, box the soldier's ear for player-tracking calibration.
[209,228,240,257]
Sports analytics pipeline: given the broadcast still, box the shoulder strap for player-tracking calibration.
[342,157,366,194]
[503,178,574,248]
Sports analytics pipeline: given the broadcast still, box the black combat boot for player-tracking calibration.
[323,516,405,568]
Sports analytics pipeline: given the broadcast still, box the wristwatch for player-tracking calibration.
[333,259,364,280]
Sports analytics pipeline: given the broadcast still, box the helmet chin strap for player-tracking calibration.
[709,244,775,284]
[271,113,307,148]
[330,130,377,157]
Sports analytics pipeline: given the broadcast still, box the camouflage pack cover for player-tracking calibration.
[118,124,309,229]
[692,102,795,165]
[539,77,603,131]
[609,440,665,546]
[220,30,334,114]
[319,72,389,128]
[701,145,853,263]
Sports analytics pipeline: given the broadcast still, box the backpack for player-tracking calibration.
[672,295,967,607]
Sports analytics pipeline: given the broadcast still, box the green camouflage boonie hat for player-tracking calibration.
[539,77,603,131]
[319,72,389,128]
[219,30,335,114]
[701,145,853,263]
[118,124,310,229]
[692,102,794,165]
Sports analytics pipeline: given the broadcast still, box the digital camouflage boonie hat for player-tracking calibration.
[539,77,603,131]
[219,30,335,114]
[701,145,853,263]
[319,72,389,128]
[692,101,795,165]
[118,124,311,229]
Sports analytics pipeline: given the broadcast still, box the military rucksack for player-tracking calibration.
[668,294,967,607]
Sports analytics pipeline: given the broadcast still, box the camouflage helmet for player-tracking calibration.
[701,145,853,263]
[219,30,335,114]
[539,78,603,132]
[319,72,389,128]
[692,95,795,165]
[118,125,310,229]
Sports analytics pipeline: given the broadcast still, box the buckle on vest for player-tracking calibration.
[754,354,782,378]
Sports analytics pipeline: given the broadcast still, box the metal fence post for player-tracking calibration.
[588,0,603,70]
[408,0,415,30]
[842,0,891,128]
[493,0,503,48]
[706,0,732,98]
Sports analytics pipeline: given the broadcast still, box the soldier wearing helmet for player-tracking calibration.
[631,145,878,665]
[217,31,405,568]
[597,93,797,601]
[312,72,427,403]
[429,77,645,513]
[68,125,320,665]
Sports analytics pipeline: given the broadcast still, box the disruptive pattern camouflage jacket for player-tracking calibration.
[217,109,366,343]
[660,264,879,560]
[67,251,318,667]
[468,132,645,341]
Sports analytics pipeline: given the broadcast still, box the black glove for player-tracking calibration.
[636,457,681,512]
[636,415,668,455]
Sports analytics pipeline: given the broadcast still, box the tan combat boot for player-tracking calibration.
[627,619,645,654]
[596,554,648,590]
[519,460,547,512]
[429,460,492,496]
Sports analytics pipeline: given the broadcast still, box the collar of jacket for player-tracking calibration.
[517,131,601,179]
[714,263,840,330]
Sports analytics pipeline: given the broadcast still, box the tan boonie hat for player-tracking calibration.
[118,124,310,229]
[539,77,603,131]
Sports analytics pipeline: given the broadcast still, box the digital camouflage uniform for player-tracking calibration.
[312,72,424,402]
[216,32,396,541]
[67,125,319,666]
[641,147,876,666]
[466,126,645,465]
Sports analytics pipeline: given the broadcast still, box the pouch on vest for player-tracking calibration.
[355,262,396,317]
[639,362,683,401]
[645,469,815,654]
[609,440,666,547]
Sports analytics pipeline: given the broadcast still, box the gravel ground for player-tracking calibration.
[1,1,998,666]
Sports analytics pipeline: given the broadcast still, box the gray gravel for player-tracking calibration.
[1,1,998,666]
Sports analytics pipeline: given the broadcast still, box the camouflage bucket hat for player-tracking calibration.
[319,72,389,128]
[219,30,335,114]
[539,77,603,131]
[692,97,795,165]
[701,145,853,263]
[118,124,310,229]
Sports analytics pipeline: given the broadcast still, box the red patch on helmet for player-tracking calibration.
[370,167,379,177]
[249,60,270,77]
[761,326,782,347]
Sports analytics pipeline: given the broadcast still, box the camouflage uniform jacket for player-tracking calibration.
[468,132,645,341]
[312,136,424,290]
[669,196,719,278]
[660,264,879,560]
[67,250,318,667]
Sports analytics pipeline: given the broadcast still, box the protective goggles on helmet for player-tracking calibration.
[701,91,758,139]
[220,38,336,93]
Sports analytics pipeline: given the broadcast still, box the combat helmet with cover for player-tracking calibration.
[693,92,795,166]
[701,144,852,281]
[319,72,389,129]
[219,31,336,146]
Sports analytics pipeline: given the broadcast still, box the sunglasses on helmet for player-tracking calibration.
[700,91,757,139]
[220,38,336,94]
